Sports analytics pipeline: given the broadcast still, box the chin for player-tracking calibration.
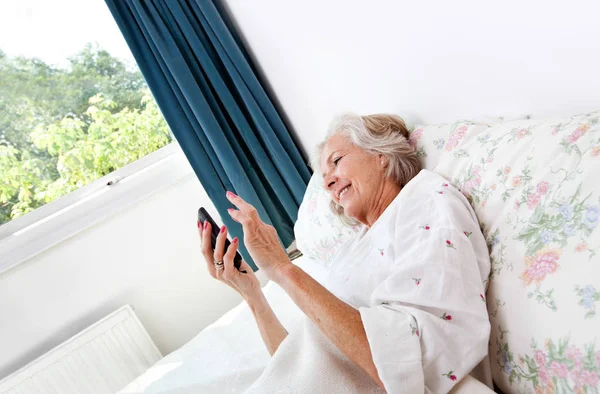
[342,204,356,219]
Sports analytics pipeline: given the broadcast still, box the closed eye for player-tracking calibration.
[333,157,342,166]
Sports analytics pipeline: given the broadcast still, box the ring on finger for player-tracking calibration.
[214,261,224,270]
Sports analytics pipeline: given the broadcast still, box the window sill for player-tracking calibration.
[0,142,195,275]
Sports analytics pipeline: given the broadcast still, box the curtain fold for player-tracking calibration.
[105,0,311,271]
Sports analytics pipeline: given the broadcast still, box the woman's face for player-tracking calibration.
[320,134,387,224]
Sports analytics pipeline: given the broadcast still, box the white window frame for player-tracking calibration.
[0,141,195,275]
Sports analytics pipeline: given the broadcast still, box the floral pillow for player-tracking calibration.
[294,173,362,266]
[433,110,600,394]
[407,120,493,170]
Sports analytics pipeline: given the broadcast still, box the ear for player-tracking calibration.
[378,154,389,169]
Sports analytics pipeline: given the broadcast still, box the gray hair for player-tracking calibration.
[312,113,422,226]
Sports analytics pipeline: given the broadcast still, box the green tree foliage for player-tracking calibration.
[0,44,172,225]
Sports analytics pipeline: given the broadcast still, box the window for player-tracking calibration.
[0,0,172,228]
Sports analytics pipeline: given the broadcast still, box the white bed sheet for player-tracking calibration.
[117,256,330,394]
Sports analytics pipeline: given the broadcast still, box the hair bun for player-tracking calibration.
[361,114,410,140]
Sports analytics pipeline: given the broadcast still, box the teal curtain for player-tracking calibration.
[105,0,311,271]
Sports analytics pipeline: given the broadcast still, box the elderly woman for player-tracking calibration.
[199,114,492,393]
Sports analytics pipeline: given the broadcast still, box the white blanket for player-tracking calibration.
[244,315,385,393]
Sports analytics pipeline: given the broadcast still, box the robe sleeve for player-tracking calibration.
[358,224,491,394]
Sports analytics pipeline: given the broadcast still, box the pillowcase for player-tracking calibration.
[294,174,362,267]
[407,119,494,170]
[433,110,600,394]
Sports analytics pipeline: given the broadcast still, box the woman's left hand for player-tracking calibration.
[226,191,292,282]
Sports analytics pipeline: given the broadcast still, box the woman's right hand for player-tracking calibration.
[199,221,261,301]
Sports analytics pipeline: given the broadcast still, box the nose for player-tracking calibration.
[323,171,337,191]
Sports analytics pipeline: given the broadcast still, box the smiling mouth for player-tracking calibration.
[338,185,351,200]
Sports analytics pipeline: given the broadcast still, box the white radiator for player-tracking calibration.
[0,305,162,394]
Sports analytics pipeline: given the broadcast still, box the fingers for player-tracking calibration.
[227,208,244,224]
[200,221,217,279]
[226,191,259,220]
[213,225,227,278]
[222,237,239,280]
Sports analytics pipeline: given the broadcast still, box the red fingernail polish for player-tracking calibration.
[220,225,226,233]
[226,191,237,199]
[228,208,234,213]
[204,221,208,230]
[197,221,201,228]
[233,237,238,243]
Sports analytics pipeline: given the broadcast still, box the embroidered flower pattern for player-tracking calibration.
[497,332,600,393]
[574,285,600,319]
[446,240,456,249]
[464,231,472,238]
[420,225,431,230]
[378,248,384,256]
[442,371,457,381]
[526,192,541,210]
[520,247,561,286]
[444,124,468,152]
[440,312,452,321]
[536,181,550,195]
[453,164,489,207]
[565,124,590,144]
[512,175,522,187]
[408,127,423,149]
[512,127,532,141]
[412,278,421,286]
[407,127,427,157]
[433,138,446,150]
[410,322,419,336]
[414,111,600,393]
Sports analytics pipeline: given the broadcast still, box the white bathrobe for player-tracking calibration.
[245,170,492,394]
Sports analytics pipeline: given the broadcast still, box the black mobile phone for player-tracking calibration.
[198,207,246,273]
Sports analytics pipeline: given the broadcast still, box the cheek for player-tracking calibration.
[348,158,379,184]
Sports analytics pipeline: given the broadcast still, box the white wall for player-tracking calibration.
[223,0,600,157]
[0,159,264,379]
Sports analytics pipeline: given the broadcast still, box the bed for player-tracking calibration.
[115,106,600,394]
[117,254,492,394]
